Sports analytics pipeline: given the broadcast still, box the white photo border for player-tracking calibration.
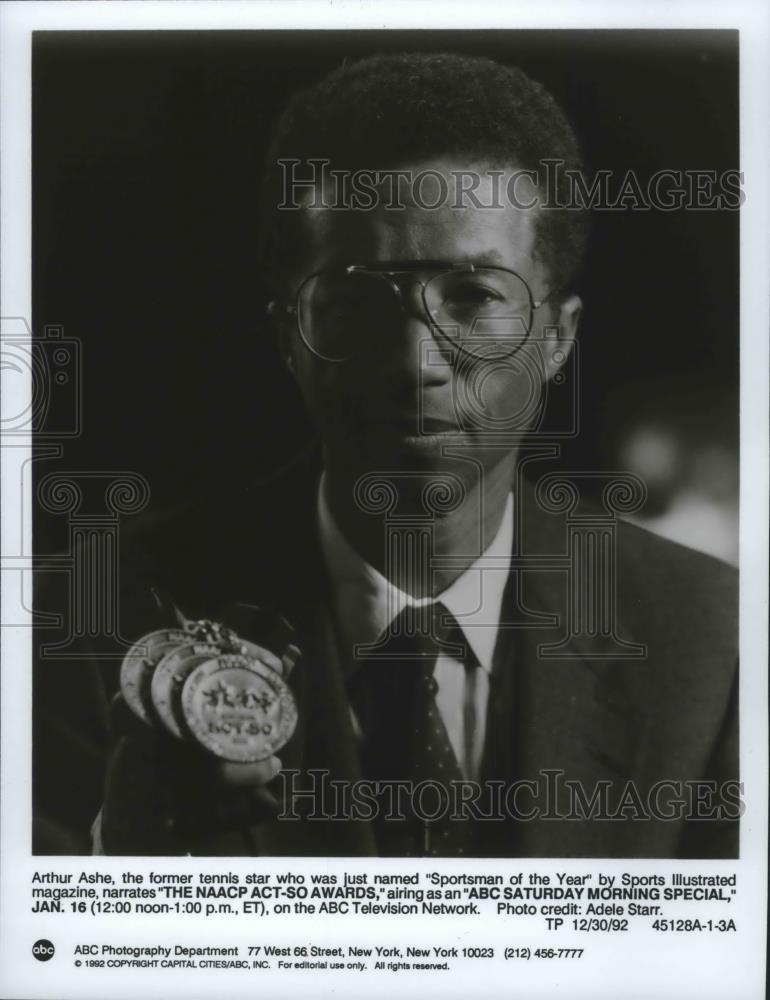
[1,3,767,999]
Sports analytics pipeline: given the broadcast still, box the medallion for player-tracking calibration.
[119,628,191,724]
[181,652,298,762]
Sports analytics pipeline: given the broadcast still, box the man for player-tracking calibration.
[34,52,739,858]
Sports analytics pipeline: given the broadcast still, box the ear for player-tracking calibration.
[267,300,297,376]
[540,294,582,382]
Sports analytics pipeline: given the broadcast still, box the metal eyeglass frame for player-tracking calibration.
[273,260,555,363]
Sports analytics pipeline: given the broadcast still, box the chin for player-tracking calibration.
[332,434,484,495]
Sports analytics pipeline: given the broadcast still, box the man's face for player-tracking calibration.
[276,161,581,491]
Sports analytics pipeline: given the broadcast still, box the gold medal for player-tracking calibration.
[180,652,298,762]
[119,628,191,723]
[150,634,282,739]
[150,640,223,739]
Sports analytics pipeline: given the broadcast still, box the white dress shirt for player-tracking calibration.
[318,485,513,780]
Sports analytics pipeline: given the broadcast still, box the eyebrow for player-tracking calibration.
[459,250,507,267]
[318,250,511,270]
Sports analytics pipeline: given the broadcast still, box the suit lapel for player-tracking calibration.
[482,475,656,856]
[260,595,378,856]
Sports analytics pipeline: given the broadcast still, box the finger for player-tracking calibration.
[241,642,283,673]
[215,756,282,789]
[281,643,301,679]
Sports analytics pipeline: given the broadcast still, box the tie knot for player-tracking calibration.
[358,602,467,664]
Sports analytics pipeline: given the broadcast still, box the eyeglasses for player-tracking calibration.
[275,260,553,363]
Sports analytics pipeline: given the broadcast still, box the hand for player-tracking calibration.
[214,757,283,813]
[100,695,284,854]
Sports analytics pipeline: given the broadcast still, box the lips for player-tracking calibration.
[361,414,460,434]
[413,416,461,434]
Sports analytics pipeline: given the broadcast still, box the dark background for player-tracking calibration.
[33,29,739,548]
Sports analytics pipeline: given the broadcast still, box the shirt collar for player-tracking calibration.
[318,478,513,674]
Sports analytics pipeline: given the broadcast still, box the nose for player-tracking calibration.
[379,278,453,387]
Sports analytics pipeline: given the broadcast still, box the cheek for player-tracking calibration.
[292,356,357,432]
[452,350,546,433]
[293,358,331,422]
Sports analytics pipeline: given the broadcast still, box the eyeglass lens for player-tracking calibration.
[298,267,532,362]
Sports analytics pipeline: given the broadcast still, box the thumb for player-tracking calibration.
[215,755,282,789]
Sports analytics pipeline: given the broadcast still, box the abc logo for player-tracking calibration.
[32,939,55,961]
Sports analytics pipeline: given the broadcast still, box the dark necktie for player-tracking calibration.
[349,602,475,856]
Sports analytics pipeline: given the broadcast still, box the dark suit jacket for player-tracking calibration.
[33,449,739,858]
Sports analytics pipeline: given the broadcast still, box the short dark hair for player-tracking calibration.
[259,51,588,294]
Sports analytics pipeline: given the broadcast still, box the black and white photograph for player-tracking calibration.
[30,27,742,860]
[1,3,767,999]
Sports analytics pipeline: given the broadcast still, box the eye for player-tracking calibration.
[446,281,504,306]
[313,283,366,317]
